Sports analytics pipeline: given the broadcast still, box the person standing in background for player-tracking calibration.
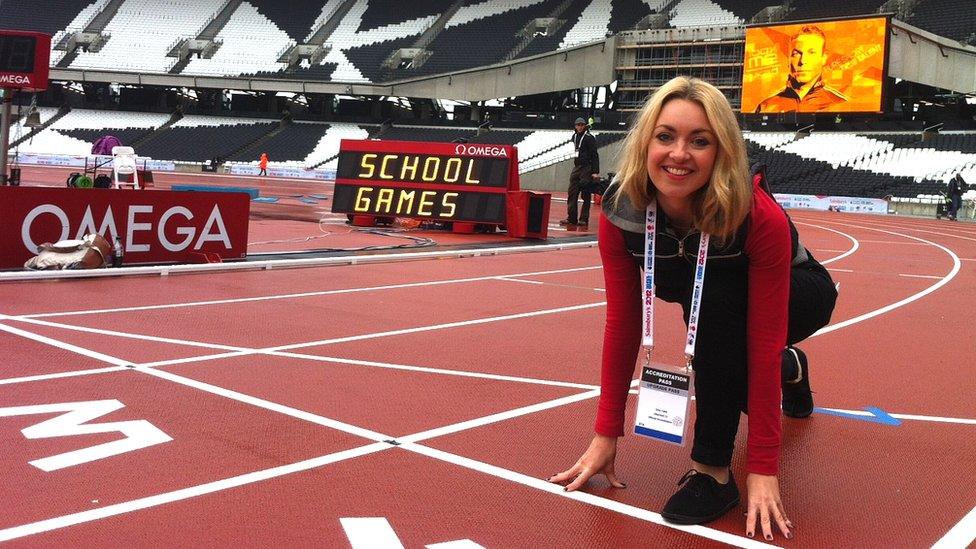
[259,152,269,176]
[947,173,966,220]
[559,117,601,229]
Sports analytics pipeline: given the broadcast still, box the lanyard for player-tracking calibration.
[641,201,710,370]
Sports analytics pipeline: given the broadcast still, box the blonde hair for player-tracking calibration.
[613,76,752,242]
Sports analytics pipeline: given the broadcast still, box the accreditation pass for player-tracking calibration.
[634,366,692,445]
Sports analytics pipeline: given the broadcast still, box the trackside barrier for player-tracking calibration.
[773,193,888,214]
[16,153,176,172]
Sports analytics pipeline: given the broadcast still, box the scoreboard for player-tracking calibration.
[0,30,51,92]
[332,139,520,225]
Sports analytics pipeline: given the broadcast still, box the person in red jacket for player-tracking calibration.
[259,152,269,176]
[548,76,836,541]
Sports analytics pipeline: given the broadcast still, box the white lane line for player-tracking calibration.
[794,222,859,265]
[400,443,775,549]
[960,258,976,262]
[427,540,485,549]
[855,239,928,245]
[3,316,390,442]
[497,276,606,292]
[0,442,391,543]
[0,303,608,387]
[0,321,131,367]
[899,274,944,280]
[140,351,252,369]
[0,366,128,386]
[827,268,853,273]
[265,302,607,353]
[399,390,601,444]
[270,352,601,391]
[497,277,544,285]
[341,518,405,549]
[933,504,976,549]
[838,218,976,241]
[19,266,602,319]
[8,316,247,352]
[818,407,976,425]
[133,366,391,442]
[1,239,600,282]
[812,225,961,338]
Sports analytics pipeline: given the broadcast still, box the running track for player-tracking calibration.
[0,211,974,548]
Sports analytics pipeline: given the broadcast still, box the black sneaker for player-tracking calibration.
[661,469,740,525]
[782,346,813,418]
[558,219,575,226]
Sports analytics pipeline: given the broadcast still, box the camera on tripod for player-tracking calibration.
[582,172,614,196]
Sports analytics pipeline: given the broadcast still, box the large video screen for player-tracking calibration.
[742,16,888,114]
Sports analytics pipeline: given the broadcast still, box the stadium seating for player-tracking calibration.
[560,0,614,49]
[378,127,476,143]
[225,122,330,163]
[69,0,226,72]
[709,0,775,21]
[1,0,96,35]
[906,0,976,43]
[247,0,331,41]
[12,0,653,81]
[747,131,976,198]
[668,0,742,28]
[135,116,276,162]
[9,107,61,142]
[785,0,887,22]
[15,109,170,156]
[394,1,561,78]
[307,123,374,170]
[182,2,295,77]
[357,0,445,32]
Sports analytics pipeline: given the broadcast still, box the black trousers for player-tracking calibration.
[567,165,592,224]
[949,195,962,218]
[670,254,837,467]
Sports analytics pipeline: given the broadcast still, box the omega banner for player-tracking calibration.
[0,187,250,268]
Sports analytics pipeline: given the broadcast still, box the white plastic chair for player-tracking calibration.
[112,146,140,189]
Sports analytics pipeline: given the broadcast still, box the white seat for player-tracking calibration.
[112,146,140,188]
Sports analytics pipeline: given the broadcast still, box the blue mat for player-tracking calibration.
[172,185,259,199]
[309,194,329,200]
[298,197,319,204]
[252,197,279,203]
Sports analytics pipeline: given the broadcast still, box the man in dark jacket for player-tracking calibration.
[560,117,601,228]
[947,173,967,220]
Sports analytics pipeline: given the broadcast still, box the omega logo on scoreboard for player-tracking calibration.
[0,30,51,92]
[331,139,519,225]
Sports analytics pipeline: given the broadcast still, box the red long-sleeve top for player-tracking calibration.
[594,184,791,475]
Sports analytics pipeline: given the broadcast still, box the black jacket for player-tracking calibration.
[573,130,600,172]
[949,175,967,197]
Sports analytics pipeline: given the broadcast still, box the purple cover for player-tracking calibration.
[91,135,123,155]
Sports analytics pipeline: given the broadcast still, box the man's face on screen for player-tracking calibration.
[789,33,826,86]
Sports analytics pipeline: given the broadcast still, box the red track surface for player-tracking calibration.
[1,182,975,547]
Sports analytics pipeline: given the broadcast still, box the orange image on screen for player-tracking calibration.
[742,17,887,114]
